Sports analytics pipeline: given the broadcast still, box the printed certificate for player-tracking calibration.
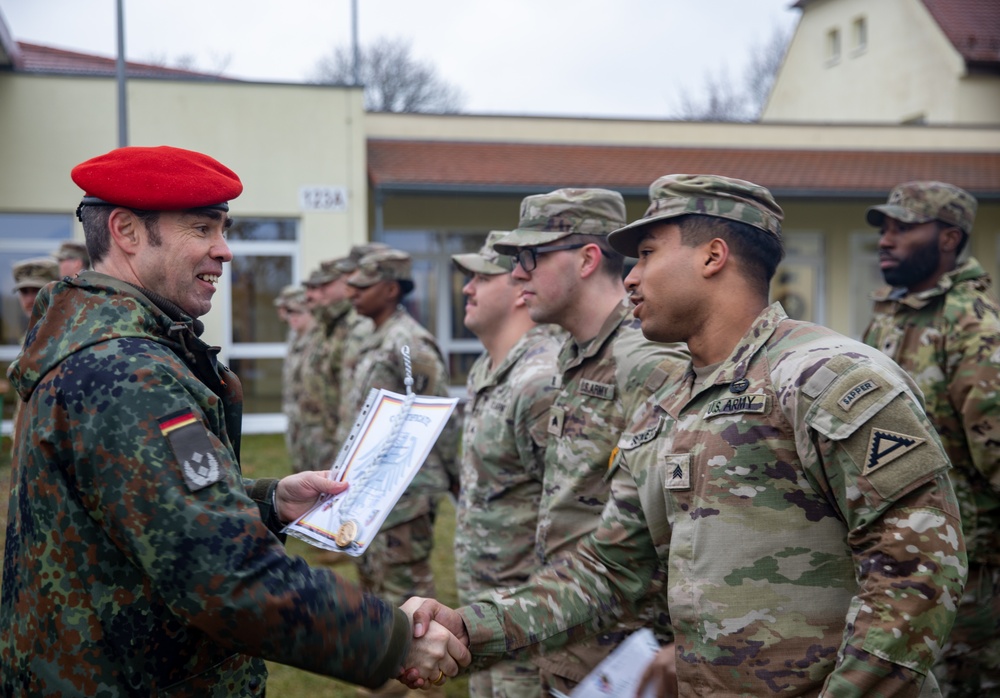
[284,387,458,556]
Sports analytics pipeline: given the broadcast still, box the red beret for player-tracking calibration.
[71,145,243,212]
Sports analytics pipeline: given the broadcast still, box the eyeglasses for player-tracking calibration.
[512,243,586,272]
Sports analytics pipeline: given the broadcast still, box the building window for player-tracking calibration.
[219,218,300,432]
[770,232,826,326]
[826,27,842,64]
[381,229,487,391]
[0,213,74,433]
[851,16,867,54]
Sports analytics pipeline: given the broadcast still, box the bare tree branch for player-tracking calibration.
[670,26,791,122]
[312,37,465,114]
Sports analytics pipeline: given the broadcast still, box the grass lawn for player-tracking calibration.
[0,433,469,697]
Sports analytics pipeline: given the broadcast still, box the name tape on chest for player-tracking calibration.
[704,393,769,418]
[159,410,225,491]
[619,418,662,450]
[578,379,615,401]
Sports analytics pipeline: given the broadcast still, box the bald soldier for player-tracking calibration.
[404,174,967,698]
[863,181,1000,696]
[1,146,468,695]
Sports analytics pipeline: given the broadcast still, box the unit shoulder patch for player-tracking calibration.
[159,410,224,491]
[864,428,926,475]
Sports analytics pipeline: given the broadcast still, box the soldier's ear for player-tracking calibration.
[938,225,963,255]
[108,208,141,253]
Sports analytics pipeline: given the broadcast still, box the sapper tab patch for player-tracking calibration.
[704,393,769,418]
[158,410,224,491]
[839,378,881,412]
[864,428,926,475]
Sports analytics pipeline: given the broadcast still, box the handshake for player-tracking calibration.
[397,597,470,689]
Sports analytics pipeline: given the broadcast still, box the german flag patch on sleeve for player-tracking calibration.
[158,410,224,491]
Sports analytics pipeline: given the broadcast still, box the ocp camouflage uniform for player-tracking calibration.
[283,311,317,471]
[461,303,967,697]
[531,298,687,691]
[455,324,563,698]
[1,272,409,696]
[294,298,371,472]
[864,257,1000,694]
[338,307,457,606]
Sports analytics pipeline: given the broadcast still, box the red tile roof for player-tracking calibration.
[922,0,1000,67]
[12,42,229,80]
[367,140,1000,197]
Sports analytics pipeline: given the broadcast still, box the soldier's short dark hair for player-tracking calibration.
[674,214,785,297]
[560,233,625,280]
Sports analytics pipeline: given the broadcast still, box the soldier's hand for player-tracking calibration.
[396,619,470,689]
[398,597,471,688]
[274,471,348,522]
[637,643,677,697]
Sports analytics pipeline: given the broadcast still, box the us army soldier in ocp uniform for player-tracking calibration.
[404,174,967,698]
[863,181,1000,696]
[490,188,687,694]
[451,231,563,697]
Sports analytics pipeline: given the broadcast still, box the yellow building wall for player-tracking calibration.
[0,73,367,345]
[763,0,1000,125]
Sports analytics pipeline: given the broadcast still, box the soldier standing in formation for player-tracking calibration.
[295,257,370,474]
[404,174,967,698]
[862,181,1000,697]
[1,145,467,695]
[53,239,91,278]
[490,188,688,694]
[451,231,563,697]
[340,248,459,696]
[275,285,314,472]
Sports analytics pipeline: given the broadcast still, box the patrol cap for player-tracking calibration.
[866,181,977,235]
[452,231,514,275]
[492,188,626,255]
[273,284,301,308]
[608,174,784,258]
[71,145,243,215]
[12,256,59,291]
[348,242,390,265]
[54,240,90,265]
[347,249,413,290]
[304,258,349,288]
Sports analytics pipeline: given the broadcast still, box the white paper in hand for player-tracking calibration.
[552,628,660,698]
[284,387,457,556]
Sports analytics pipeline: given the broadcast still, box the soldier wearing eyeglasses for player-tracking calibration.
[487,189,688,695]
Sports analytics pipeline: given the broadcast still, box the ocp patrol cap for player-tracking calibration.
[492,188,626,255]
[452,231,514,275]
[347,249,413,288]
[13,256,59,291]
[72,145,243,217]
[866,181,977,235]
[608,174,784,257]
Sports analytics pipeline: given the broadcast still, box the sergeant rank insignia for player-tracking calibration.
[864,428,925,475]
[159,409,225,491]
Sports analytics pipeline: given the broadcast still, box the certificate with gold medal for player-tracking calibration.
[285,373,457,556]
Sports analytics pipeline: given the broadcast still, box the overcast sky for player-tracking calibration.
[0,0,799,119]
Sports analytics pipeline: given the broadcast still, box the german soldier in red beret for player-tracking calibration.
[1,146,469,695]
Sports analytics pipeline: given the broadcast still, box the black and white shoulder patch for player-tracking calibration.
[158,410,224,491]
